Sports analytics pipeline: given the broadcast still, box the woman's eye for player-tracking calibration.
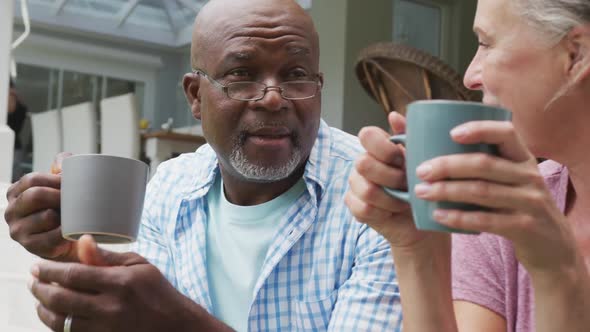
[478,41,490,48]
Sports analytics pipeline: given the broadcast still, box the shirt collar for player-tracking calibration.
[556,165,570,213]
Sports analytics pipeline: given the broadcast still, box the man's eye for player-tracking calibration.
[287,69,310,80]
[227,69,251,78]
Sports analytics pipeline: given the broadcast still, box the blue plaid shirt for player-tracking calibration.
[131,120,402,331]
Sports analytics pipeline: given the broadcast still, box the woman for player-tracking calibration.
[345,0,590,331]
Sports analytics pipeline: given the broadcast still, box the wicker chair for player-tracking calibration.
[356,42,481,116]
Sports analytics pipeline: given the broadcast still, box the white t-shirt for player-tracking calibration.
[206,176,306,331]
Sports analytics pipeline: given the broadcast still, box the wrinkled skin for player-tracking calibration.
[346,0,590,330]
[183,0,322,205]
[4,0,322,331]
[30,236,208,332]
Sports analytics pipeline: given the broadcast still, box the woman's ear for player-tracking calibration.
[182,72,202,120]
[565,24,590,86]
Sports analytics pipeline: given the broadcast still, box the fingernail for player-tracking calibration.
[416,164,432,178]
[433,209,449,222]
[414,183,432,197]
[30,264,39,277]
[451,126,469,138]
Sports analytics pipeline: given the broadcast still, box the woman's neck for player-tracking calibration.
[564,163,590,269]
[566,161,590,210]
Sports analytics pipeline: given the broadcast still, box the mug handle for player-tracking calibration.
[382,135,411,203]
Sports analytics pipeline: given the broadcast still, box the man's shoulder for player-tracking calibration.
[305,124,362,196]
[150,144,217,187]
[322,125,363,162]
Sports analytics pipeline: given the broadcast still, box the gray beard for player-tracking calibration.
[229,139,303,183]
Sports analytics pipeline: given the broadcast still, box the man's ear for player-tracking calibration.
[318,72,325,89]
[182,72,202,120]
[565,24,590,86]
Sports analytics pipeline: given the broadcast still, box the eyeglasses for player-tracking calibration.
[193,69,322,101]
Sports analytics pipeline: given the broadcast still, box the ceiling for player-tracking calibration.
[13,0,313,49]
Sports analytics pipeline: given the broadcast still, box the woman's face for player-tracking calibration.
[464,0,571,156]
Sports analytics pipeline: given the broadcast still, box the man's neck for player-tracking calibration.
[219,165,306,206]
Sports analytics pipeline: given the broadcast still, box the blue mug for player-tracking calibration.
[384,100,511,233]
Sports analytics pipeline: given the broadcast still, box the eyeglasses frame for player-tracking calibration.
[192,69,323,101]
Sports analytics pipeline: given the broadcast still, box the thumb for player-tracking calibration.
[388,111,406,135]
[77,235,110,266]
[77,235,146,267]
[50,152,74,175]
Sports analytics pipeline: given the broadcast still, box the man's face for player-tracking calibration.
[195,9,322,183]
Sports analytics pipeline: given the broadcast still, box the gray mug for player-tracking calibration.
[61,154,149,243]
[384,100,511,233]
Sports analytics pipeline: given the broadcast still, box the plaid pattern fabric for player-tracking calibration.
[131,120,402,331]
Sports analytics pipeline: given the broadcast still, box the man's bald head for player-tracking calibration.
[190,0,319,70]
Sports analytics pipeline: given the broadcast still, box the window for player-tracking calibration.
[393,0,443,57]
[13,62,145,174]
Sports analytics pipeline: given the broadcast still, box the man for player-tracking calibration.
[7,78,28,182]
[4,0,401,331]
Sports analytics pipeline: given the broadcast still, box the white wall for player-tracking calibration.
[1,0,15,183]
[310,0,348,130]
[311,0,393,135]
[1,7,41,327]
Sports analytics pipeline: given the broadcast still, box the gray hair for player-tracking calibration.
[513,0,590,43]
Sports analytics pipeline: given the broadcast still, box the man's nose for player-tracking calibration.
[254,85,288,111]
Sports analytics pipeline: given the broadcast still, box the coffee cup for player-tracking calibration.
[61,154,148,243]
[384,100,511,233]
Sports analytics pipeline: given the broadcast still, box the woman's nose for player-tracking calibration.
[464,54,484,91]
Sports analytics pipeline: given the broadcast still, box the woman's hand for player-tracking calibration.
[416,120,580,274]
[345,112,448,251]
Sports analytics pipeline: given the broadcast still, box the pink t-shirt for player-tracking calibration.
[452,160,570,332]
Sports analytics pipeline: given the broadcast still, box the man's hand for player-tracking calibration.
[4,153,78,261]
[30,235,233,332]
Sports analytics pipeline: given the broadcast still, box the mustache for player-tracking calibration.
[240,121,289,131]
[236,121,300,146]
